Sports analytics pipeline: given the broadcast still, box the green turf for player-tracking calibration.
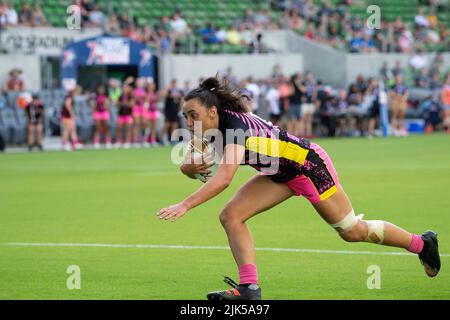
[0,134,449,299]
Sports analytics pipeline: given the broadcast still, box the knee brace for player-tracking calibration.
[330,210,385,244]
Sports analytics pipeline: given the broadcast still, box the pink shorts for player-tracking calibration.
[286,143,340,203]
[147,110,159,120]
[93,111,110,121]
[118,115,133,125]
[133,106,145,118]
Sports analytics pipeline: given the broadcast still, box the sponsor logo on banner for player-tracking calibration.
[86,38,130,65]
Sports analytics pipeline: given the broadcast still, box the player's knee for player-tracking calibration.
[219,206,245,228]
[339,222,367,242]
[219,207,235,228]
[330,209,385,244]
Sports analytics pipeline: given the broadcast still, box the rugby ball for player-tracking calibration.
[187,137,218,183]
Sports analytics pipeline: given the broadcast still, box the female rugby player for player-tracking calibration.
[157,76,440,300]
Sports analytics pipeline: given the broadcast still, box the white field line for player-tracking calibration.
[4,242,450,257]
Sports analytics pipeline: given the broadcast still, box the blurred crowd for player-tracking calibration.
[1,0,447,54]
[2,58,448,152]
[275,0,448,53]
[0,1,48,27]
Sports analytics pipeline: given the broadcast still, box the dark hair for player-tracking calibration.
[184,75,250,113]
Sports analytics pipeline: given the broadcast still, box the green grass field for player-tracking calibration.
[0,134,449,299]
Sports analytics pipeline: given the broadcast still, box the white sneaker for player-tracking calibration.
[94,143,101,149]
[123,143,131,149]
[114,143,121,149]
[106,143,113,149]
[63,144,72,152]
[142,142,151,148]
[74,143,83,150]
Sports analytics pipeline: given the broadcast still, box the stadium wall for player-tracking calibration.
[159,53,304,87]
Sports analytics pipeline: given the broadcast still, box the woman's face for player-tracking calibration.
[182,99,219,136]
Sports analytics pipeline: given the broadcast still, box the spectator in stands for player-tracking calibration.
[304,22,317,40]
[106,13,120,34]
[334,89,350,136]
[4,1,17,26]
[409,47,428,72]
[239,8,255,29]
[379,61,393,86]
[265,78,281,126]
[366,78,381,137]
[25,94,44,151]
[200,23,220,44]
[254,8,272,28]
[414,8,429,28]
[349,30,364,52]
[245,76,261,114]
[89,3,105,28]
[158,15,171,33]
[429,53,444,78]
[170,12,189,36]
[18,3,32,26]
[142,25,159,49]
[392,60,404,78]
[32,4,48,27]
[3,68,24,94]
[161,79,182,145]
[288,72,304,135]
[238,22,254,48]
[397,27,414,53]
[422,93,443,132]
[222,67,238,86]
[216,25,227,44]
[301,71,316,138]
[226,25,241,45]
[249,33,267,54]
[317,83,336,137]
[416,68,431,88]
[361,32,377,53]
[355,74,368,94]
[390,74,409,136]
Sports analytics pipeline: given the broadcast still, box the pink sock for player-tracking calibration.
[238,264,258,285]
[94,136,100,144]
[408,234,424,254]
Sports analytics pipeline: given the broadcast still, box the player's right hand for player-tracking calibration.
[180,162,212,179]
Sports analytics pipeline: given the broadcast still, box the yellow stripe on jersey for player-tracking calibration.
[319,185,338,201]
[245,137,309,165]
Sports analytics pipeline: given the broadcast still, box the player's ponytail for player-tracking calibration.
[184,75,250,113]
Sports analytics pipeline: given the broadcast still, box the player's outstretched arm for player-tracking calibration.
[157,144,245,222]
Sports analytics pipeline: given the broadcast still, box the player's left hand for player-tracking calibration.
[157,203,188,222]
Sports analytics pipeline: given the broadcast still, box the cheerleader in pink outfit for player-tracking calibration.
[92,84,111,148]
[145,82,159,146]
[132,78,147,145]
[116,84,134,148]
